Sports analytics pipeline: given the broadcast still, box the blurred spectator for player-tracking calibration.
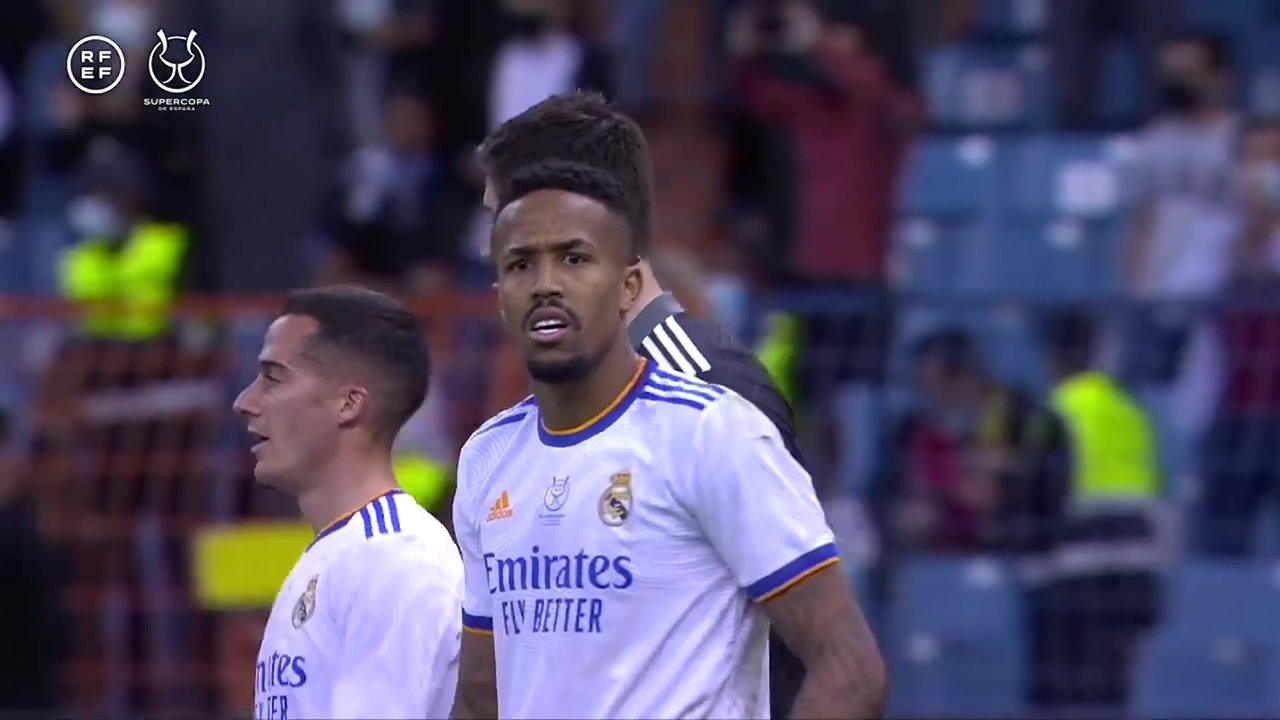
[0,409,66,715]
[320,86,473,293]
[488,0,611,130]
[731,0,922,286]
[335,0,441,145]
[1199,121,1280,556]
[1033,309,1162,710]
[1121,32,1243,462]
[1051,0,1178,129]
[0,0,49,227]
[870,328,1064,555]
[59,149,189,351]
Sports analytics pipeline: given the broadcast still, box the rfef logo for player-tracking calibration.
[66,35,126,95]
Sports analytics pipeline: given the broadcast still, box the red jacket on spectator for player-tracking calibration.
[734,44,924,283]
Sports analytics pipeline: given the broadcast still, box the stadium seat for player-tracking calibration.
[897,136,1003,218]
[923,42,1053,130]
[885,556,1028,719]
[1003,135,1132,220]
[1164,560,1280,637]
[1243,27,1280,118]
[997,218,1124,301]
[1096,40,1146,127]
[893,219,996,295]
[972,0,1049,37]
[1131,626,1280,719]
[1181,0,1267,36]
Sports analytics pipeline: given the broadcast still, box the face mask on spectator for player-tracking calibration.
[1159,78,1204,113]
[68,195,125,239]
[93,1,154,50]
[336,0,393,33]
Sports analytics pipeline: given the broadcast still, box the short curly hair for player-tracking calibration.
[479,91,653,246]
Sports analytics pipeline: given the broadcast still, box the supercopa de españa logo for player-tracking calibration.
[144,29,210,110]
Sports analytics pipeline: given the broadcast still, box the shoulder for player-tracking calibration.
[636,366,777,443]
[327,518,462,607]
[467,396,537,444]
[636,313,716,375]
[459,397,536,469]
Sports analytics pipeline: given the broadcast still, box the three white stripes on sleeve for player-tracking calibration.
[641,317,712,376]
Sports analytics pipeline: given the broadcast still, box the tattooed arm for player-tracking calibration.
[761,565,886,719]
[451,630,499,720]
[689,393,888,718]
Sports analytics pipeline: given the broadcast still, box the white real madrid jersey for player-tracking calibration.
[256,489,463,720]
[454,360,840,719]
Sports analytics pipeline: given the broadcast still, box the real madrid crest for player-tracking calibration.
[292,575,318,629]
[598,471,633,527]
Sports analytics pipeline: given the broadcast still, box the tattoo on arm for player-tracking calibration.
[762,564,887,719]
[450,630,499,720]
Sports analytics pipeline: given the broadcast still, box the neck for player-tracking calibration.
[625,265,666,325]
[534,342,643,432]
[295,450,399,534]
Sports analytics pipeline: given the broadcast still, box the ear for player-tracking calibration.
[621,261,643,315]
[482,180,498,211]
[336,385,371,428]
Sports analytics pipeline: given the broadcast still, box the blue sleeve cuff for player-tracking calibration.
[745,542,841,602]
[462,609,494,633]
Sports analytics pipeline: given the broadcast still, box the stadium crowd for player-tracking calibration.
[1,0,1280,717]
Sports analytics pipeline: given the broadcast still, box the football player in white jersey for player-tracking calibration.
[234,286,464,720]
[450,163,885,719]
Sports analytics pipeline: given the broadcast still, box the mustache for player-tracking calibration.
[524,299,580,328]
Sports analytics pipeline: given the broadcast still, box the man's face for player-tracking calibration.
[233,315,342,490]
[490,189,640,383]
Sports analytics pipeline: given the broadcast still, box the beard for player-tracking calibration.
[526,344,609,385]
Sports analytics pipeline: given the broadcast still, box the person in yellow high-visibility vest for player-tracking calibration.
[59,161,187,342]
[755,311,802,410]
[1034,308,1162,709]
[392,383,454,517]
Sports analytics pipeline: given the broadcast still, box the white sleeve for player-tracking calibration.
[689,392,840,603]
[327,541,462,719]
[452,445,494,633]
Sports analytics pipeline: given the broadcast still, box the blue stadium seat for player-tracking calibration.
[898,136,1003,218]
[973,0,1048,37]
[923,42,1053,130]
[1243,27,1280,118]
[1131,626,1280,719]
[885,556,1028,719]
[894,219,995,295]
[1181,0,1267,35]
[1003,135,1130,220]
[1097,40,1145,128]
[996,219,1124,301]
[1165,560,1280,636]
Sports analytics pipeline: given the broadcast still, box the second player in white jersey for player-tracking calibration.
[233,287,467,720]
[455,360,837,718]
[257,490,463,720]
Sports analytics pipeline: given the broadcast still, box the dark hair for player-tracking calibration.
[478,91,653,246]
[1168,31,1233,72]
[282,285,430,441]
[497,159,646,259]
[911,327,978,375]
[1042,307,1096,371]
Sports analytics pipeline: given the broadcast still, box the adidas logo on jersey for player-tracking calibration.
[487,490,514,522]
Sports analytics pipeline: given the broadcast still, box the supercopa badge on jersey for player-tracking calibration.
[598,472,633,527]
[292,575,318,628]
